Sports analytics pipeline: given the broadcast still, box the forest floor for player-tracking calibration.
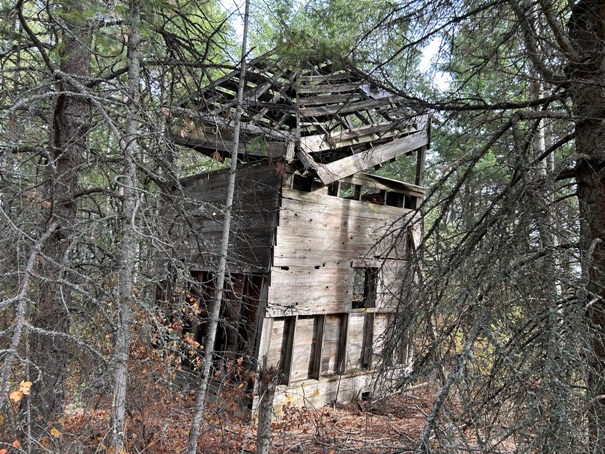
[266,390,432,453]
[54,384,433,453]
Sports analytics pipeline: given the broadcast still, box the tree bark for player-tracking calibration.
[109,0,142,451]
[568,0,605,442]
[186,1,250,451]
[256,366,278,454]
[26,0,91,443]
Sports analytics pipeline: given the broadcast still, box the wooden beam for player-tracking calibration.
[297,93,363,106]
[297,73,352,83]
[295,147,334,182]
[342,173,427,198]
[313,130,429,185]
[298,96,400,117]
[285,140,296,162]
[415,117,430,186]
[168,106,297,141]
[415,145,427,187]
[299,120,420,153]
[296,82,361,95]
[172,131,288,159]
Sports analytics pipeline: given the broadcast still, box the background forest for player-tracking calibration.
[1,0,604,452]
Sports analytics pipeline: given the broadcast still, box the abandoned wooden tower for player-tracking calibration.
[168,54,429,409]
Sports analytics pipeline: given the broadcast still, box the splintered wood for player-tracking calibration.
[170,54,428,177]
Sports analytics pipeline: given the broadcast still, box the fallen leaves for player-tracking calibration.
[9,381,32,402]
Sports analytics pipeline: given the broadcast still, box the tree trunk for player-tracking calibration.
[186,1,250,451]
[27,0,91,443]
[576,123,605,441]
[256,366,278,454]
[109,0,142,451]
[569,0,605,442]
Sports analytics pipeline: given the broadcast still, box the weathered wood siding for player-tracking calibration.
[321,315,344,376]
[177,163,282,273]
[290,316,318,382]
[346,313,366,371]
[265,318,286,370]
[266,188,416,316]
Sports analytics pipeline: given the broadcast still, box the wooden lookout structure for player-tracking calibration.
[168,55,429,409]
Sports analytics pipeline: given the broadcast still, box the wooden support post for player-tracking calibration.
[282,316,296,384]
[337,315,349,375]
[415,145,426,187]
[311,315,326,379]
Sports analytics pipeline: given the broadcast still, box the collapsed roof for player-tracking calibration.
[169,54,429,186]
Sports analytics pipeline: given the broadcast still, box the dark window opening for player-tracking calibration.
[352,267,378,309]
[361,190,385,204]
[404,194,417,209]
[386,191,404,208]
[405,226,416,259]
[338,182,413,209]
[327,181,340,196]
[184,271,263,372]
[338,182,356,199]
[292,174,317,192]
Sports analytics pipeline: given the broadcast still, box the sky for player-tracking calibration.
[219,0,450,90]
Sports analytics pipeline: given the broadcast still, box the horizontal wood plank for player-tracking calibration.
[296,82,361,94]
[281,188,413,220]
[314,130,429,184]
[298,96,398,117]
[297,93,363,106]
[265,300,351,317]
[342,173,427,198]
[270,266,354,287]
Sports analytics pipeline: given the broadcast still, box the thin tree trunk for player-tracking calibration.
[186,1,250,451]
[256,366,278,454]
[109,0,141,450]
[528,68,573,449]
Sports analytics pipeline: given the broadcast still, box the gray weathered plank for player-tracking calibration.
[312,130,429,184]
[298,96,398,117]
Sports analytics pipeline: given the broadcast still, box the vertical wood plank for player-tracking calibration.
[415,145,426,187]
[312,315,325,379]
[282,316,296,384]
[337,315,348,374]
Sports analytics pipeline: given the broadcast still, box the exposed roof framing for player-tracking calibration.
[169,53,429,184]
